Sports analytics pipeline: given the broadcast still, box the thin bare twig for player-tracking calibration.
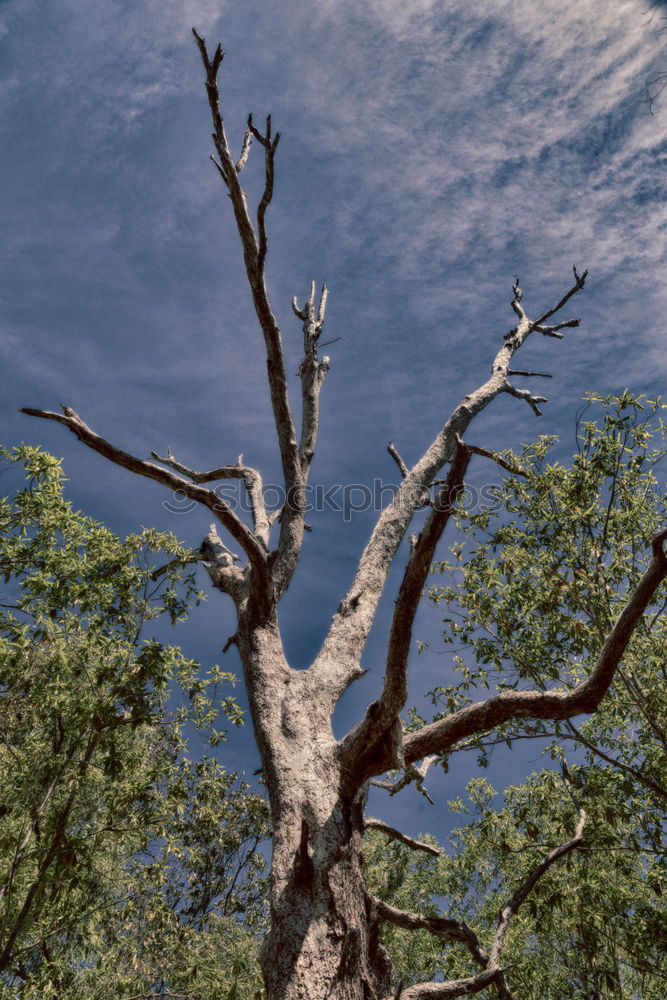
[315,270,588,706]
[20,406,266,580]
[150,447,270,546]
[364,818,440,857]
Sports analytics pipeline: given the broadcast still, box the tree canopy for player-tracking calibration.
[361,392,667,998]
[0,446,269,998]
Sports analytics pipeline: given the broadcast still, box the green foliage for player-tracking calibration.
[57,755,269,1000]
[0,446,268,998]
[371,394,667,996]
[427,392,667,830]
[364,829,452,983]
[365,769,667,998]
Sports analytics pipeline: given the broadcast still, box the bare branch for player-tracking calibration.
[200,524,245,598]
[292,297,306,322]
[151,448,270,546]
[192,30,237,192]
[373,896,488,967]
[342,443,471,787]
[504,384,548,416]
[489,809,586,967]
[534,318,580,339]
[506,269,584,374]
[463,444,526,477]
[247,113,281,270]
[387,442,410,478]
[390,441,524,492]
[222,632,239,653]
[377,807,585,1000]
[364,819,441,857]
[20,407,267,582]
[380,967,502,1000]
[149,446,197,479]
[509,278,526,321]
[192,30,303,600]
[402,530,667,768]
[209,153,227,183]
[532,265,587,328]
[370,755,437,802]
[313,270,588,701]
[317,283,329,325]
[295,281,330,475]
[388,442,431,507]
[235,127,252,173]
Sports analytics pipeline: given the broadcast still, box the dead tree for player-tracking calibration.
[22,31,667,1000]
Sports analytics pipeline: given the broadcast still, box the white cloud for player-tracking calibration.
[274,0,667,353]
[3,0,666,431]
[0,0,228,135]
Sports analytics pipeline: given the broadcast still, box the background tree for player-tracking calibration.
[427,391,667,819]
[60,756,269,1000]
[365,769,667,1000]
[20,34,667,1000]
[0,445,270,998]
[362,393,667,998]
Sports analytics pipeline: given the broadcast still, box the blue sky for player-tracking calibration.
[1,0,667,837]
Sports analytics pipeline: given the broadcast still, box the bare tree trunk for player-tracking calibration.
[237,619,394,1000]
[261,772,391,1000]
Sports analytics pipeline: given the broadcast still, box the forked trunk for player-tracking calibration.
[238,621,395,1000]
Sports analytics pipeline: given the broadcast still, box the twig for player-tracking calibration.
[463,443,526,477]
[151,447,270,545]
[20,406,267,579]
[364,818,440,857]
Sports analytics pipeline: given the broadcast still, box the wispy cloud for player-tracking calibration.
[2,1,666,469]
[293,0,667,284]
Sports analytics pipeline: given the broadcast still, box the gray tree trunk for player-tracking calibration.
[239,620,394,1000]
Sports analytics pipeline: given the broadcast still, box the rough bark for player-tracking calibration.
[236,619,394,999]
[20,31,667,1000]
